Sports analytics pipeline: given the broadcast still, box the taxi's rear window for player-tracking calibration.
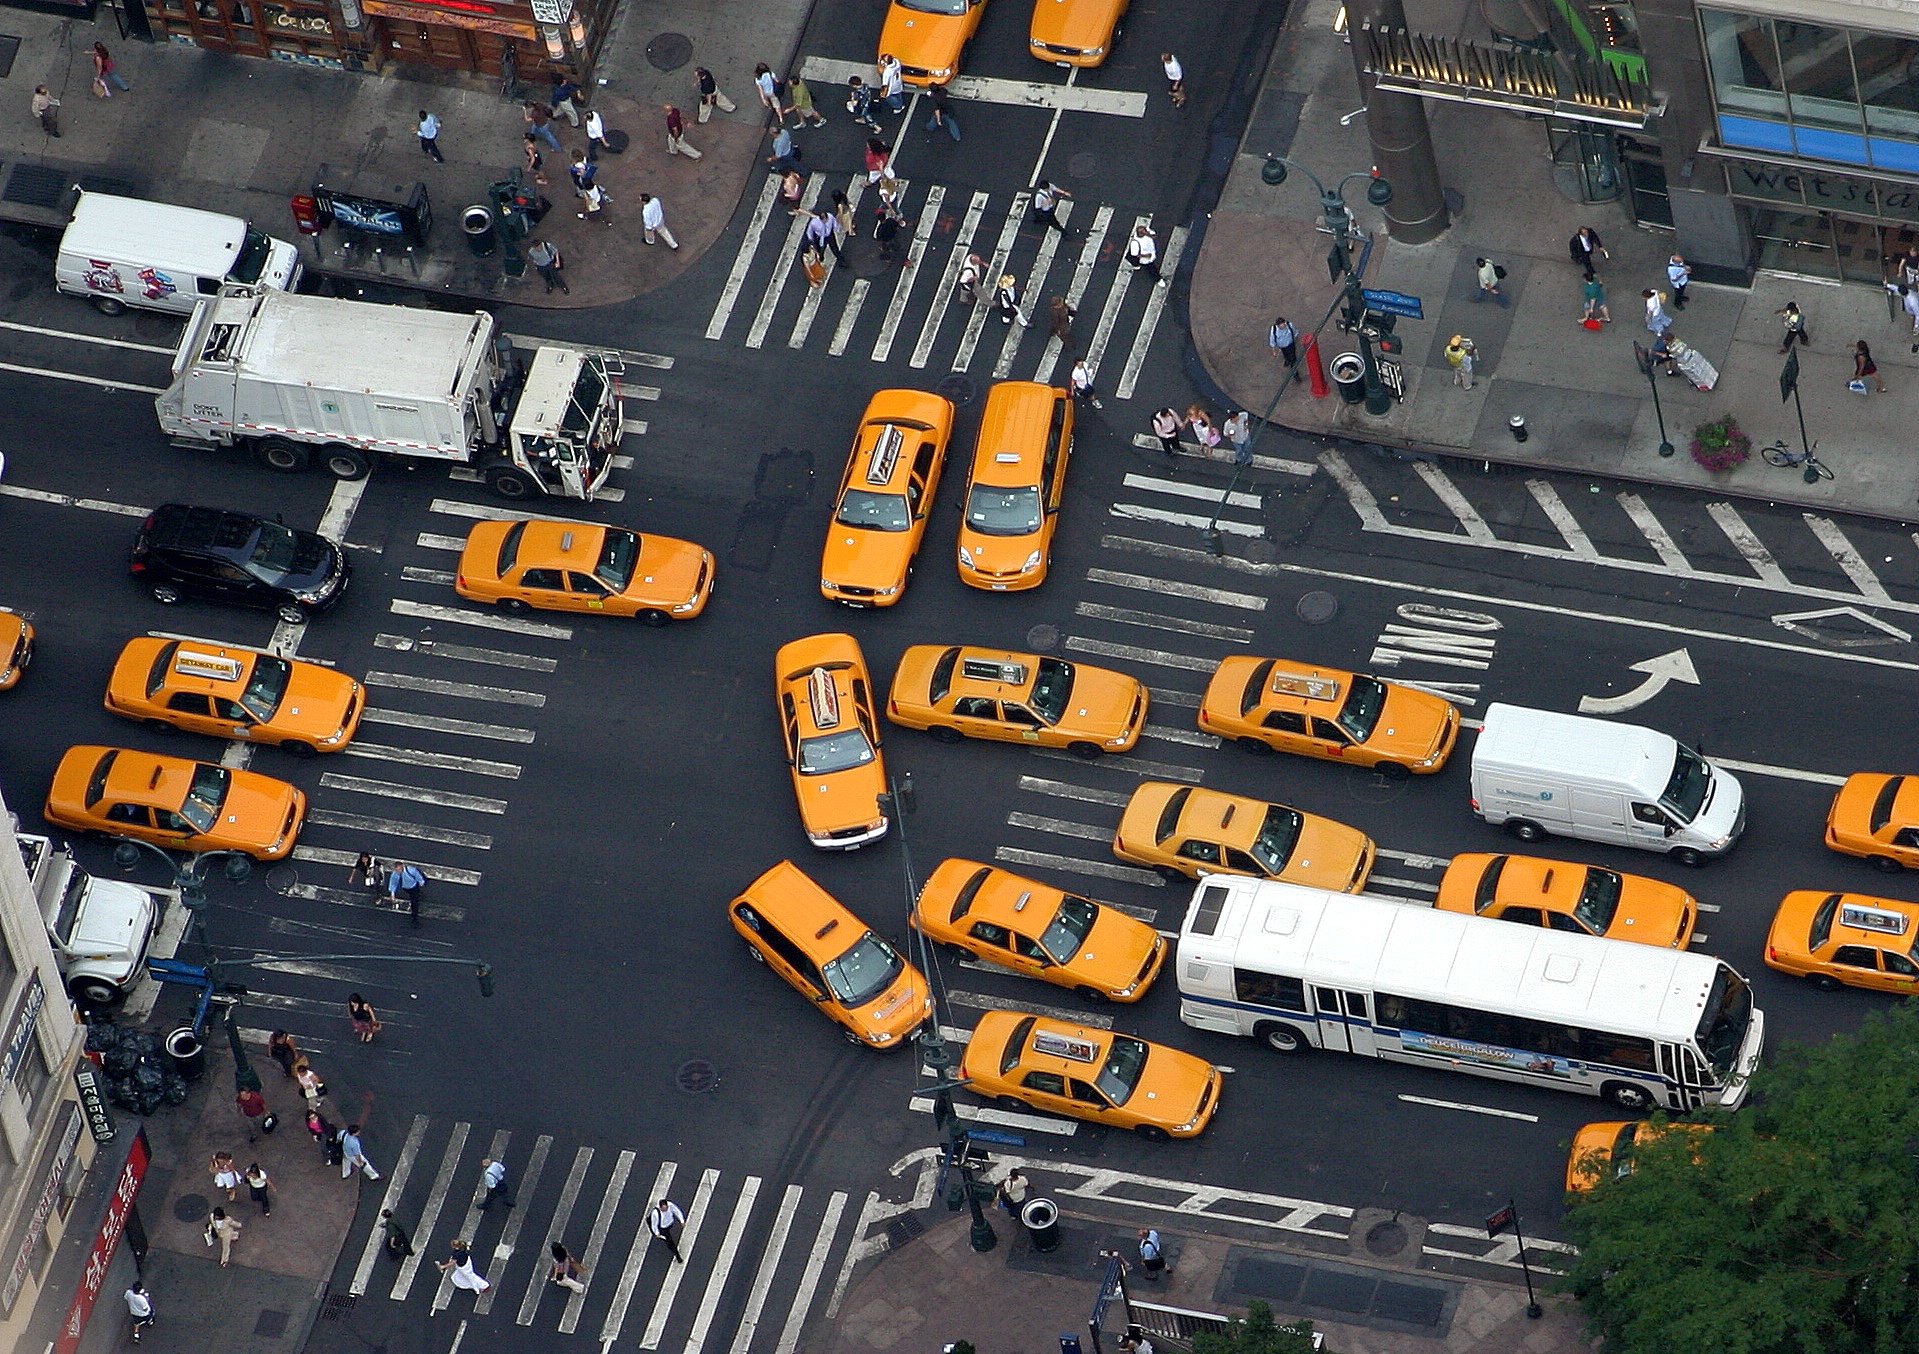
[1002,1015,1037,1075]
[1809,892,1843,950]
[86,749,119,807]
[949,866,991,922]
[147,641,180,697]
[1156,787,1191,843]
[497,520,527,573]
[1240,659,1273,716]
[1871,776,1905,833]
[928,647,961,703]
[1475,857,1508,911]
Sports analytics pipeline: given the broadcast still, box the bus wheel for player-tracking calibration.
[1256,1023,1306,1054]
[1601,1081,1653,1111]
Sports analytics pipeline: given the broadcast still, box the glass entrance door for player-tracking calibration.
[1752,209,1839,281]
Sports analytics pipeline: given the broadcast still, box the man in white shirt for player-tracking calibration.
[640,194,679,249]
[1125,224,1165,284]
[649,1198,687,1262]
[125,1282,155,1342]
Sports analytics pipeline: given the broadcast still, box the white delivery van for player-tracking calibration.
[1469,703,1746,865]
[55,191,302,317]
[17,831,165,1006]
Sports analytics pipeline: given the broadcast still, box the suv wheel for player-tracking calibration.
[150,583,182,605]
[276,604,308,625]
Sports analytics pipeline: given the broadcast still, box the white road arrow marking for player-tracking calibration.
[1577,648,1699,714]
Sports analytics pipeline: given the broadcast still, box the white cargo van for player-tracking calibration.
[17,831,165,1006]
[1469,703,1746,865]
[55,191,301,317]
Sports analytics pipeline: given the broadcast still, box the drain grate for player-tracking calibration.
[1220,1249,1459,1338]
[320,1291,356,1321]
[884,1213,926,1249]
[3,162,67,209]
[677,1058,720,1093]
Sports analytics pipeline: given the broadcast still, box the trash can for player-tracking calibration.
[462,205,497,257]
[1020,1197,1061,1253]
[164,1026,206,1080]
[1329,351,1367,404]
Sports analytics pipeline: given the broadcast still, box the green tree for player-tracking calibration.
[1565,1003,1919,1353]
[1191,1300,1317,1353]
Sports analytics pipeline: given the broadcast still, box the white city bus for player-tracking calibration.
[1176,876,1764,1111]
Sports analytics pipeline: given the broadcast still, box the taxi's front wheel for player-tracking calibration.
[1135,1124,1171,1143]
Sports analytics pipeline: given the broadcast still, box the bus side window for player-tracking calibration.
[1376,994,1407,1027]
[1234,969,1307,1012]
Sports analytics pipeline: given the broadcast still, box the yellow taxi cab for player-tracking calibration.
[729,860,932,1048]
[1198,657,1460,774]
[913,858,1164,1001]
[776,633,889,850]
[44,745,307,860]
[1824,773,1919,873]
[960,1011,1221,1140]
[1113,782,1375,891]
[455,518,713,624]
[0,609,34,690]
[880,0,987,85]
[821,389,955,607]
[886,645,1146,757]
[1436,853,1698,949]
[1029,0,1128,67]
[956,381,1074,591]
[1764,891,1919,994]
[1565,1120,1716,1194]
[104,638,365,756]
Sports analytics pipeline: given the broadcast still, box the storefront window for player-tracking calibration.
[1775,21,1865,160]
[1853,33,1919,174]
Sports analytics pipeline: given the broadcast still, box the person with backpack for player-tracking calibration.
[528,239,568,295]
[1125,224,1164,284]
[1474,256,1507,305]
[1268,315,1299,377]
[995,273,1029,326]
[846,77,880,132]
[956,253,985,304]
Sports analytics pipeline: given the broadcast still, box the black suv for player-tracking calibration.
[130,505,349,624]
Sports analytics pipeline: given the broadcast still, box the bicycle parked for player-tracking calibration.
[1761,438,1834,482]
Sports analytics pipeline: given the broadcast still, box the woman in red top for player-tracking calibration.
[93,43,129,96]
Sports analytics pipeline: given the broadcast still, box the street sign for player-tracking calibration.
[1361,288,1424,319]
[1376,355,1405,399]
[1780,349,1800,402]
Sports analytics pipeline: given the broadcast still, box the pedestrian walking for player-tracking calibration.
[1186,404,1221,451]
[995,273,1030,326]
[875,209,907,265]
[1473,256,1508,305]
[1047,297,1077,348]
[339,1124,381,1180]
[388,860,426,924]
[1031,179,1072,234]
[846,77,881,132]
[1160,53,1186,107]
[1853,339,1885,393]
[294,1058,325,1110]
[1777,300,1809,351]
[1223,409,1253,463]
[583,108,611,156]
[31,85,60,137]
[878,54,906,112]
[805,209,843,266]
[1667,253,1693,309]
[1444,334,1477,389]
[1118,1336,1157,1354]
[549,1240,589,1292]
[568,151,596,193]
[779,169,807,217]
[125,1282,155,1342]
[524,102,563,154]
[956,252,985,304]
[1268,315,1300,376]
[865,136,892,185]
[1902,285,1919,348]
[551,74,582,127]
[766,125,803,174]
[1150,407,1184,464]
[438,1240,492,1295]
[479,1157,516,1211]
[207,1207,244,1267]
[308,1106,338,1162]
[528,239,569,294]
[695,67,734,123]
[664,103,701,159]
[785,73,826,127]
[1138,1226,1166,1279]
[1581,277,1611,325]
[924,83,960,141]
[523,133,548,186]
[347,993,382,1043]
[245,1162,274,1215]
[1643,288,1674,338]
[1125,224,1165,283]
[649,1198,687,1262]
[995,1169,1031,1218]
[269,1030,301,1078]
[1070,358,1103,409]
[832,190,856,240]
[640,194,679,249]
[348,854,385,897]
[1567,226,1607,280]
[236,1085,273,1141]
[381,1209,415,1261]
[754,64,782,123]
[499,41,520,101]
[92,43,129,97]
[211,1150,241,1201]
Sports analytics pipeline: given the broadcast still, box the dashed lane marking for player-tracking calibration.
[1399,1094,1538,1122]
[0,319,177,354]
[0,484,151,515]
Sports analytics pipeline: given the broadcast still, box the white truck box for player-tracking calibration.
[56,190,301,317]
[17,832,165,1005]
[1469,703,1746,864]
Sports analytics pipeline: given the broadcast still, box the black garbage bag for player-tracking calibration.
[110,1080,143,1111]
[103,1044,139,1077]
[130,1032,165,1061]
[133,1085,163,1115]
[161,1074,189,1106]
[86,1021,121,1054]
[130,1058,165,1094]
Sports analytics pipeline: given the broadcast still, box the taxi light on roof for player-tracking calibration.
[1033,1029,1100,1063]
[962,657,1028,685]
[994,452,1021,463]
[815,918,841,940]
[866,426,905,485]
[561,530,576,552]
[1841,903,1911,936]
[1013,891,1033,912]
[808,668,841,727]
[1270,671,1342,701]
[174,650,246,682]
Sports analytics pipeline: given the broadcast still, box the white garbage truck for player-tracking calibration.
[155,287,626,500]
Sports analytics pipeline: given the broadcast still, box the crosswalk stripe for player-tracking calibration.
[1111,500,1262,536]
[600,1161,677,1340]
[911,190,989,368]
[1124,471,1262,510]
[281,879,466,921]
[1035,205,1115,386]
[730,1183,803,1354]
[318,772,509,815]
[799,57,1148,117]
[1706,501,1789,583]
[447,466,627,501]
[747,175,827,350]
[360,707,537,743]
[416,532,464,552]
[475,1133,551,1315]
[341,742,523,779]
[291,844,482,886]
[517,1146,593,1324]
[790,178,866,350]
[1525,480,1599,558]
[641,1167,721,1348]
[1148,687,1201,709]
[1062,635,1215,671]
[991,191,1069,376]
[685,1176,762,1352]
[872,185,942,363]
[773,1192,848,1354]
[828,277,875,356]
[391,1120,469,1300]
[1074,601,1253,642]
[1614,492,1690,570]
[1018,775,1131,808]
[1009,811,1109,842]
[1371,875,1439,896]
[1803,514,1890,601]
[350,1114,429,1296]
[1084,214,1150,371]
[948,987,1117,1028]
[1086,566,1267,610]
[500,334,673,370]
[1126,436,1317,477]
[952,190,1031,372]
[707,175,783,341]
[373,633,560,673]
[1031,747,1204,780]
[433,1127,512,1313]
[994,845,1164,886]
[907,1092,1079,1134]
[1413,463,1495,541]
[364,670,548,707]
[1112,225,1186,398]
[1378,846,1453,870]
[1021,198,1082,382]
[1144,724,1219,749]
[390,597,573,640]
[401,566,455,586]
[305,807,493,851]
[561,1148,635,1333]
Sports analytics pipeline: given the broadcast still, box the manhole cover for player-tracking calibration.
[1244,539,1279,565]
[677,1058,720,1093]
[1296,590,1339,624]
[935,374,978,406]
[174,1192,211,1222]
[646,32,693,72]
[265,863,300,896]
[1365,1220,1409,1256]
[1067,151,1100,181]
[1026,624,1060,651]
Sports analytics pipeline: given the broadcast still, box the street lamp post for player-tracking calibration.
[1262,155,1396,416]
[1631,341,1678,459]
[111,837,254,953]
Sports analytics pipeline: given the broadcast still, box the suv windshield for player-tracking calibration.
[180,763,232,834]
[1694,965,1753,1079]
[1335,676,1388,742]
[229,227,273,284]
[1028,659,1075,724]
[837,489,912,532]
[1572,868,1623,934]
[1250,806,1305,875]
[823,932,905,1006]
[1038,895,1099,962]
[965,485,1042,536]
[1660,745,1713,822]
[239,657,292,723]
[797,728,876,775]
[1095,1036,1150,1104]
[245,521,328,586]
[595,529,640,591]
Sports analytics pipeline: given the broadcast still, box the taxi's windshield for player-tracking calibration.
[594,529,641,591]
[239,657,292,723]
[1661,745,1713,823]
[836,489,912,532]
[1028,659,1074,724]
[1336,676,1388,742]
[797,728,876,775]
[1573,868,1623,934]
[1096,1036,1150,1104]
[965,486,1042,536]
[1038,895,1099,962]
[823,932,905,1007]
[180,763,231,834]
[1249,806,1305,875]
[896,0,970,12]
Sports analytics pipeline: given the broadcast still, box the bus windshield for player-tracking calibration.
[1694,965,1753,1080]
[1660,745,1713,822]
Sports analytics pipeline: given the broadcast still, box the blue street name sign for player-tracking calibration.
[1361,288,1425,319]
